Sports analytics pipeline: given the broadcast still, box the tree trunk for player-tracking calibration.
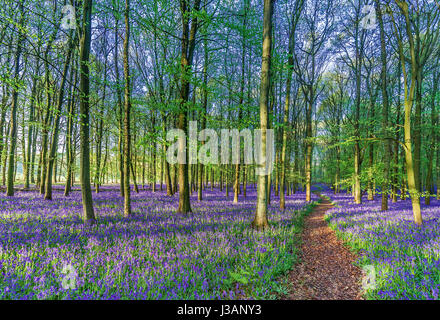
[395,1,422,225]
[6,1,24,197]
[305,86,313,202]
[376,1,391,211]
[425,70,438,205]
[197,43,207,200]
[176,0,201,214]
[123,0,132,216]
[45,34,74,200]
[24,70,39,190]
[280,16,296,210]
[113,6,124,198]
[252,0,274,230]
[78,0,96,224]
[65,62,77,196]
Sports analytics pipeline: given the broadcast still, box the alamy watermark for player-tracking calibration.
[61,4,76,30]
[61,263,77,290]
[360,4,377,30]
[164,121,275,176]
[361,265,376,291]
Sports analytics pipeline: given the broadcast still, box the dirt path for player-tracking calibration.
[285,194,363,300]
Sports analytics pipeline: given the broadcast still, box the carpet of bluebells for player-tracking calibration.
[0,185,317,300]
[323,188,440,300]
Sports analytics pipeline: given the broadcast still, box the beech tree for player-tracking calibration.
[79,0,96,224]
[252,0,275,230]
[5,0,25,197]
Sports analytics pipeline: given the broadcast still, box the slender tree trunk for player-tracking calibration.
[376,1,391,210]
[113,7,124,198]
[396,2,422,225]
[162,116,173,196]
[30,113,38,185]
[414,68,422,194]
[392,71,401,203]
[94,46,108,194]
[280,16,297,210]
[151,112,156,192]
[24,69,39,190]
[45,34,74,200]
[233,0,248,204]
[425,71,438,205]
[39,21,61,195]
[197,33,208,201]
[65,60,77,196]
[79,0,96,224]
[305,86,313,202]
[6,1,24,196]
[0,38,13,187]
[123,0,132,216]
[252,0,274,230]
[173,163,178,195]
[437,118,440,200]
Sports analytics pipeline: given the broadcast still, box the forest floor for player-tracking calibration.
[0,185,320,299]
[285,194,363,300]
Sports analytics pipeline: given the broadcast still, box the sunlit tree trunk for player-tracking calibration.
[123,0,132,216]
[353,17,363,205]
[252,0,274,230]
[393,0,422,225]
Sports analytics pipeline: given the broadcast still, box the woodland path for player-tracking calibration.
[285,194,363,300]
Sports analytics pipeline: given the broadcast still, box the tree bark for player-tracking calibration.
[425,68,439,205]
[45,34,74,200]
[394,0,422,225]
[375,1,391,210]
[113,5,125,198]
[252,0,274,230]
[177,0,202,214]
[6,1,24,196]
[123,0,132,216]
[79,0,96,224]
[65,60,77,196]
